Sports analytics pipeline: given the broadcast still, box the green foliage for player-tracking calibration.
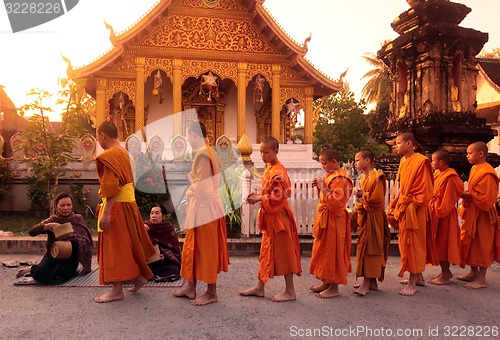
[0,158,12,201]
[220,165,244,238]
[69,181,92,214]
[360,45,391,105]
[135,189,170,216]
[313,88,369,162]
[25,174,49,208]
[366,99,390,141]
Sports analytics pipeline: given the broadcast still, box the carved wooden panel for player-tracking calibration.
[105,80,136,104]
[246,63,273,87]
[181,60,237,84]
[172,0,246,11]
[280,87,305,106]
[103,55,136,73]
[145,58,173,78]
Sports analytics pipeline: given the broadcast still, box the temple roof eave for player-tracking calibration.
[478,60,500,94]
[69,45,125,79]
[295,56,343,95]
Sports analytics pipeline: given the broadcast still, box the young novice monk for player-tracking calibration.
[308,148,353,298]
[353,149,390,296]
[428,149,464,285]
[388,132,434,296]
[458,141,500,289]
[239,137,301,302]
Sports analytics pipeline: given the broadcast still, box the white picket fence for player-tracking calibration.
[239,169,400,237]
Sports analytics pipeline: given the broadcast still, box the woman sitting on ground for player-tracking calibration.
[144,204,181,282]
[16,193,93,284]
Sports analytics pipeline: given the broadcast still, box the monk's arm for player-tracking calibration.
[363,177,386,206]
[98,165,122,231]
[435,178,463,218]
[324,178,353,211]
[410,163,434,206]
[472,174,498,211]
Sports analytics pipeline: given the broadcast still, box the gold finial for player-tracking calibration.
[303,33,312,51]
[104,20,116,40]
[237,134,253,163]
[60,54,73,76]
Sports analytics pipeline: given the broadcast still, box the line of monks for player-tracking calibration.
[94,121,500,304]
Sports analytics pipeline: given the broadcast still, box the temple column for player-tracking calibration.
[135,57,145,135]
[95,77,107,129]
[304,86,314,144]
[271,64,282,140]
[237,62,247,141]
[172,59,183,136]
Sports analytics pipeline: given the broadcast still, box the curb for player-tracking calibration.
[0,237,401,257]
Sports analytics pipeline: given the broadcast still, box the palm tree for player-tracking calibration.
[360,50,391,105]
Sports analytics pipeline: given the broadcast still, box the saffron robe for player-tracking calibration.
[309,169,353,285]
[459,162,500,268]
[180,146,229,284]
[429,168,463,265]
[394,153,434,277]
[355,169,390,280]
[96,146,155,285]
[257,161,301,283]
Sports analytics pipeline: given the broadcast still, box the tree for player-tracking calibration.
[360,51,391,105]
[479,48,500,58]
[313,87,369,163]
[20,78,95,211]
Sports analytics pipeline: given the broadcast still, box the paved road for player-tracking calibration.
[1,254,499,339]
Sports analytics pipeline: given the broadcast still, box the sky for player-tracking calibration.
[1,0,500,121]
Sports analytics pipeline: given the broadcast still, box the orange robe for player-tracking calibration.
[257,161,301,283]
[394,153,434,277]
[355,169,390,280]
[309,169,353,285]
[180,146,229,284]
[96,146,155,285]
[459,162,500,268]
[429,168,463,265]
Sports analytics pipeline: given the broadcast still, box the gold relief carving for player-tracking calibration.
[104,55,136,73]
[140,15,278,54]
[280,88,305,107]
[281,67,303,82]
[246,63,273,87]
[106,80,136,104]
[145,58,173,78]
[181,60,238,84]
[173,0,245,11]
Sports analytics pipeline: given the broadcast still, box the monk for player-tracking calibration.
[95,121,155,303]
[172,121,229,306]
[428,149,464,285]
[239,137,301,302]
[353,149,390,296]
[457,141,500,289]
[308,148,353,298]
[388,132,433,296]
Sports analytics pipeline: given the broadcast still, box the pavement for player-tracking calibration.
[1,249,499,339]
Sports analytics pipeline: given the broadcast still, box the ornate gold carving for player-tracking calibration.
[246,63,273,87]
[145,58,173,78]
[280,88,305,108]
[140,15,278,55]
[173,0,246,11]
[281,66,303,82]
[181,60,238,84]
[104,55,136,73]
[106,80,136,104]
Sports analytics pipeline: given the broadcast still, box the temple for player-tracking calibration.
[65,0,342,147]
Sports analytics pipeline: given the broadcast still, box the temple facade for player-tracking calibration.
[66,0,342,148]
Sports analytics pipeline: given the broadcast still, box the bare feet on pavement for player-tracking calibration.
[95,291,124,303]
[172,286,196,300]
[269,291,296,302]
[127,276,147,293]
[239,285,265,297]
[191,292,218,306]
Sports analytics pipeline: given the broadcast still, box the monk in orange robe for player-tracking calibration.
[388,132,434,296]
[239,137,301,302]
[172,121,229,306]
[428,149,464,285]
[457,141,500,289]
[308,148,353,298]
[353,149,390,296]
[95,122,155,303]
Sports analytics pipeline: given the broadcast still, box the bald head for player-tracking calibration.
[320,148,340,162]
[98,121,118,139]
[470,141,488,154]
[356,149,374,163]
[262,137,279,151]
[398,132,416,145]
[433,149,450,165]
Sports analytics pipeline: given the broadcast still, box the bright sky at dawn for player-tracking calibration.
[1,0,499,120]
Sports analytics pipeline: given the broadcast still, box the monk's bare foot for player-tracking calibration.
[457,272,476,282]
[191,292,218,306]
[16,267,31,278]
[172,286,196,300]
[239,286,265,297]
[127,276,147,293]
[429,273,451,285]
[354,284,369,296]
[309,283,329,292]
[354,281,379,291]
[399,284,418,296]
[465,280,487,289]
[269,291,296,302]
[95,291,124,303]
[315,285,339,299]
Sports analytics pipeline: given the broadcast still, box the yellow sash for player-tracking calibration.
[97,183,135,232]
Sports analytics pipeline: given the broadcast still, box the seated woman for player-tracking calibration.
[144,204,181,282]
[16,193,93,284]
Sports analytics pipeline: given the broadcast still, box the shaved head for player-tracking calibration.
[470,141,488,154]
[98,121,118,139]
[320,148,340,162]
[357,149,374,163]
[398,132,416,145]
[262,137,279,150]
[433,149,450,165]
